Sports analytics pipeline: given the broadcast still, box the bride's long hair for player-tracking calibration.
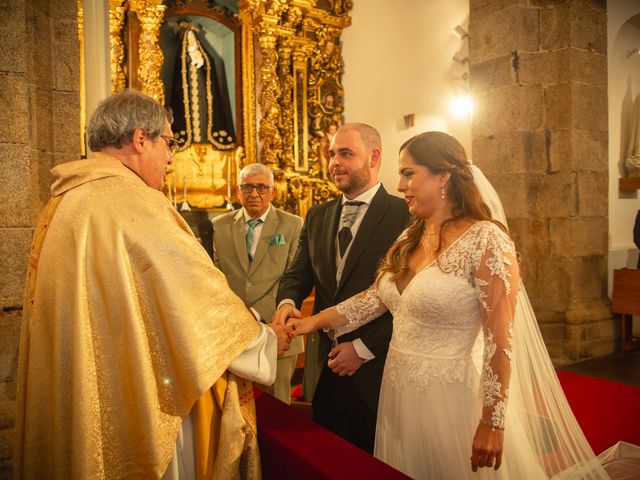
[377,131,507,282]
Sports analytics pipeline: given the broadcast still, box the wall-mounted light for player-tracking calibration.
[627,47,640,58]
[452,25,468,40]
[452,51,469,65]
[451,95,473,119]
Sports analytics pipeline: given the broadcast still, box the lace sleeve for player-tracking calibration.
[331,285,388,338]
[473,224,520,430]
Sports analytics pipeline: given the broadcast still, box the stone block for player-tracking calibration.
[539,322,565,343]
[548,128,570,172]
[584,317,616,341]
[470,0,529,18]
[508,217,549,262]
[577,171,607,216]
[568,0,606,55]
[27,7,53,89]
[471,130,547,174]
[0,144,31,228]
[0,74,29,144]
[473,84,543,137]
[541,2,570,51]
[565,301,611,324]
[570,49,606,85]
[579,337,615,359]
[565,323,585,343]
[573,129,608,170]
[518,48,605,87]
[35,150,55,209]
[51,0,78,20]
[471,6,540,63]
[52,91,80,155]
[0,401,15,430]
[529,0,567,6]
[482,172,530,219]
[528,255,572,312]
[571,83,607,132]
[548,129,608,172]
[545,82,607,131]
[549,217,607,257]
[544,83,572,129]
[53,18,79,92]
[0,228,32,307]
[0,1,27,73]
[0,311,20,400]
[570,256,607,304]
[529,172,577,218]
[469,54,514,92]
[0,428,13,463]
[518,50,569,86]
[541,1,606,54]
[31,86,54,153]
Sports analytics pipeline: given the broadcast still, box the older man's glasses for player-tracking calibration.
[160,135,181,155]
[239,183,272,195]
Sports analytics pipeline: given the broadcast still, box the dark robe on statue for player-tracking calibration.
[167,27,236,150]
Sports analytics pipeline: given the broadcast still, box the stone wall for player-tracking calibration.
[0,0,80,476]
[469,0,614,364]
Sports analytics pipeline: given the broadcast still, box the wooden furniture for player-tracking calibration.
[611,269,640,352]
[619,177,640,191]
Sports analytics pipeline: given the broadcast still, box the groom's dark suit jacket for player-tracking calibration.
[277,185,410,412]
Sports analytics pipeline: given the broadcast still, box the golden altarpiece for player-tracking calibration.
[105,0,352,218]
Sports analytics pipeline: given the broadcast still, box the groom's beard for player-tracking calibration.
[334,164,372,196]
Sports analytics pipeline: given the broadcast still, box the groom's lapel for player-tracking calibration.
[321,200,340,294]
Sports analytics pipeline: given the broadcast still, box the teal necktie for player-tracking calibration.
[246,219,262,262]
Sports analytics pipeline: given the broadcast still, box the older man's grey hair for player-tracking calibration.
[238,163,274,186]
[87,90,172,152]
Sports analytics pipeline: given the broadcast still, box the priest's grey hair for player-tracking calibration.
[238,163,274,186]
[87,90,172,151]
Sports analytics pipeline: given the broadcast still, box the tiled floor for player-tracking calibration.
[559,350,640,388]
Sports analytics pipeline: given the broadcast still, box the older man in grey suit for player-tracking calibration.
[213,163,303,403]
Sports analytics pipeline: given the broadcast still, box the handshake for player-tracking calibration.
[267,304,317,357]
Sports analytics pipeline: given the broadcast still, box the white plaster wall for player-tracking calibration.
[608,1,640,294]
[341,0,471,196]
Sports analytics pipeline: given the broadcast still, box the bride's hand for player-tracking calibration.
[287,316,317,338]
[470,422,504,471]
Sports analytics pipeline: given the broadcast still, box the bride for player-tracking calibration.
[287,132,608,479]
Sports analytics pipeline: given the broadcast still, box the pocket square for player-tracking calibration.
[269,233,286,246]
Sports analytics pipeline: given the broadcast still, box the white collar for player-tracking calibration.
[340,182,381,206]
[242,204,271,224]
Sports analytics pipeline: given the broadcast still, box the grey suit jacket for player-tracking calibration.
[213,206,304,357]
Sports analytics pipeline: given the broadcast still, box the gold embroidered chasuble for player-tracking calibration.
[15,154,260,479]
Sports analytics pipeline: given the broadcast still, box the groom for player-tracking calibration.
[275,123,410,453]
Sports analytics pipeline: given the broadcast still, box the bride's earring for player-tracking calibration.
[441,186,445,199]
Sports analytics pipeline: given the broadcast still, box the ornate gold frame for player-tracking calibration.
[108,0,352,217]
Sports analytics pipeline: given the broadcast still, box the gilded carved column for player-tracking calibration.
[257,25,282,167]
[131,0,166,104]
[239,0,258,164]
[109,0,127,94]
[277,37,295,171]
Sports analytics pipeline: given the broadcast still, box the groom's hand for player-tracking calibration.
[327,342,364,376]
[272,303,301,327]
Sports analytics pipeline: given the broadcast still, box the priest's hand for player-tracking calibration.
[268,321,292,357]
[272,303,302,327]
[327,342,364,376]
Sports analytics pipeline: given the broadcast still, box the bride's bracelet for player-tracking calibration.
[479,418,505,432]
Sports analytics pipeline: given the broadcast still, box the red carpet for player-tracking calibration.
[558,371,640,454]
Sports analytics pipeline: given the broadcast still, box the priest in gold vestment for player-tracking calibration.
[14,90,290,479]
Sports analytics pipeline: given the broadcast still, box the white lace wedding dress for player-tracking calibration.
[332,221,606,479]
